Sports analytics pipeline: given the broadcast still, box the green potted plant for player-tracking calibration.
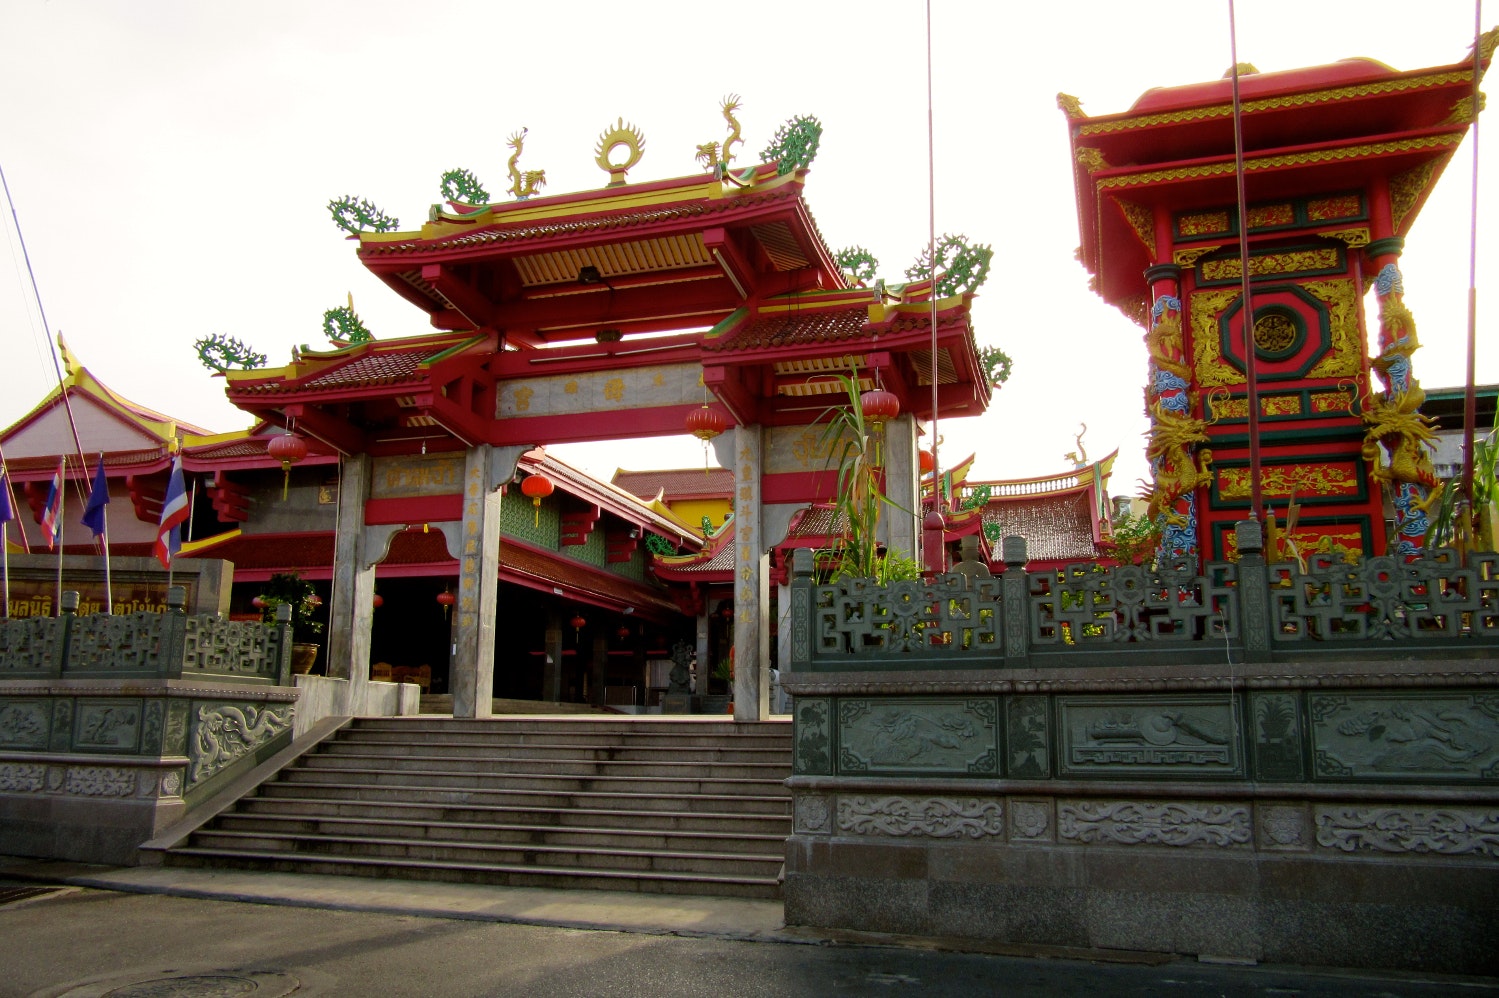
[256,572,325,674]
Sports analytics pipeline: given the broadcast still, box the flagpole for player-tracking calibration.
[100,454,113,615]
[55,457,65,616]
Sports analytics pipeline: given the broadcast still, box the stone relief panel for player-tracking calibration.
[1009,799,1054,842]
[0,700,50,750]
[163,701,190,756]
[1257,803,1311,851]
[64,766,137,797]
[0,763,47,792]
[1057,695,1245,779]
[160,769,185,798]
[65,613,170,673]
[141,700,165,755]
[794,793,832,834]
[1309,693,1499,781]
[48,699,73,752]
[187,702,293,788]
[1004,696,1050,778]
[1058,800,1252,847]
[837,796,1004,839]
[837,698,999,776]
[72,700,142,753]
[794,698,833,776]
[1315,806,1499,856]
[1249,692,1304,781]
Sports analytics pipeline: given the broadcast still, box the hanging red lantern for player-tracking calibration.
[436,588,456,619]
[570,612,586,640]
[519,473,554,527]
[616,625,631,641]
[250,596,266,609]
[919,449,935,474]
[266,430,309,500]
[305,593,322,609]
[686,405,727,442]
[372,593,384,609]
[860,388,900,429]
[686,404,728,473]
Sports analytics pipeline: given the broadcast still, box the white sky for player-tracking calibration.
[2,1,1496,496]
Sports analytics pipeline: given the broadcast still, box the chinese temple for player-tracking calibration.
[1064,36,1494,562]
[152,112,994,719]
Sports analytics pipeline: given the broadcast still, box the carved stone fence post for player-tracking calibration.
[1233,520,1274,663]
[999,536,1030,667]
[787,548,814,672]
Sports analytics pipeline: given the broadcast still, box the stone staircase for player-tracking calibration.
[159,717,793,899]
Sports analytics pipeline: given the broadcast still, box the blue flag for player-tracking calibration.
[81,455,109,539]
[0,469,13,524]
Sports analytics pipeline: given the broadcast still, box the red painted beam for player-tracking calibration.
[364,494,463,525]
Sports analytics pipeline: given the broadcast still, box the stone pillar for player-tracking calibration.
[732,424,768,721]
[591,634,608,706]
[775,580,792,713]
[694,608,710,696]
[543,613,563,702]
[451,444,504,719]
[328,455,375,715]
[880,413,920,560]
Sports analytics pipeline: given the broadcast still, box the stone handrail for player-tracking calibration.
[0,587,292,685]
[787,521,1499,672]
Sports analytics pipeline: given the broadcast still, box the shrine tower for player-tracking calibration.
[1064,34,1495,562]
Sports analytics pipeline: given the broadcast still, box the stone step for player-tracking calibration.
[340,730,793,751]
[184,829,783,877]
[279,766,789,798]
[165,849,783,898]
[296,754,788,779]
[321,741,792,763]
[213,813,785,854]
[236,795,793,832]
[257,781,792,815]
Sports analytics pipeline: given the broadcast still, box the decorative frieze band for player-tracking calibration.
[837,795,1004,839]
[1315,806,1499,856]
[1058,800,1252,848]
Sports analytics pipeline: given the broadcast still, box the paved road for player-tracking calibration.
[4,880,1495,998]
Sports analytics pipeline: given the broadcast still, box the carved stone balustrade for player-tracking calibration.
[781,526,1499,975]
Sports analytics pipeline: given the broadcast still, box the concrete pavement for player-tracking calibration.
[3,855,1496,997]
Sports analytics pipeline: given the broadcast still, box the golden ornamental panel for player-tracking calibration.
[1311,390,1354,414]
[1179,211,1231,237]
[1211,395,1303,419]
[1246,203,1294,228]
[1301,279,1362,379]
[1190,288,1247,387]
[1217,464,1362,501]
[1200,248,1341,283]
[1117,200,1156,256]
[1307,194,1363,221]
[1173,246,1221,267]
[1390,161,1438,233]
[1317,228,1371,247]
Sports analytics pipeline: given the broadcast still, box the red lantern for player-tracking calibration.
[616,625,631,641]
[686,405,727,441]
[919,449,935,474]
[372,594,384,609]
[519,473,554,527]
[570,613,586,640]
[250,596,266,609]
[686,405,728,473]
[860,389,900,429]
[436,589,456,619]
[305,593,322,609]
[266,431,309,500]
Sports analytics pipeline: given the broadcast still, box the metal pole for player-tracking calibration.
[1461,0,1484,531]
[1228,0,1263,523]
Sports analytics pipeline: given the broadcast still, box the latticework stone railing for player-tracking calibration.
[788,522,1499,672]
[0,587,291,685]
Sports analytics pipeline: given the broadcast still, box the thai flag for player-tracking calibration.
[154,455,189,568]
[40,458,64,550]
